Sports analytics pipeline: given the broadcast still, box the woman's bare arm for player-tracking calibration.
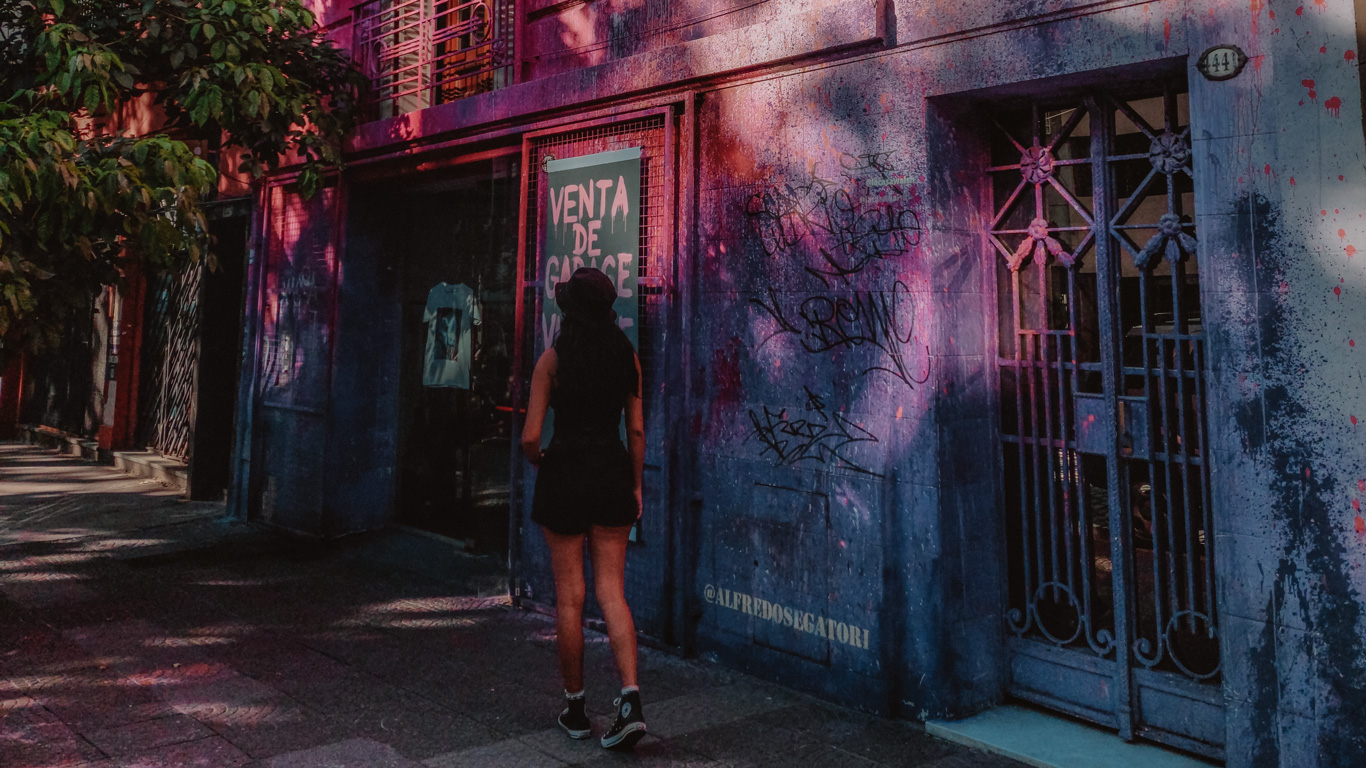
[625,354,645,518]
[521,348,557,465]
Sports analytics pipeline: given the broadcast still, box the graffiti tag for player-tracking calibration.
[748,387,883,477]
[743,152,921,284]
[749,280,929,390]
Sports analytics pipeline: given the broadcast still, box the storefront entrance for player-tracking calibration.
[987,83,1224,760]
[367,156,521,551]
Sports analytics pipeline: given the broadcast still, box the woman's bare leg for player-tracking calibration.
[588,524,637,688]
[542,527,587,692]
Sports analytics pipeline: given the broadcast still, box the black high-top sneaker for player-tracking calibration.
[600,689,646,750]
[559,693,591,739]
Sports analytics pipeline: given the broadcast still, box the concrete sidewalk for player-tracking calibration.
[0,443,1024,768]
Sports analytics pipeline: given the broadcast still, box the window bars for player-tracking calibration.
[353,0,516,120]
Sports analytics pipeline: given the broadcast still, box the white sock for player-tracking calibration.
[621,685,639,695]
[565,689,584,700]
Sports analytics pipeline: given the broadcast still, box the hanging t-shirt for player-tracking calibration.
[423,282,482,389]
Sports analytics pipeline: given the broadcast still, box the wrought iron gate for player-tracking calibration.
[988,84,1223,760]
[136,260,203,460]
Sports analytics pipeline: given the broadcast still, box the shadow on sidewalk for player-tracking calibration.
[0,443,1022,768]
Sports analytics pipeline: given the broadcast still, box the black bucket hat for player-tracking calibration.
[555,267,617,323]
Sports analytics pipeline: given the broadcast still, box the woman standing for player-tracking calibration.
[521,267,647,750]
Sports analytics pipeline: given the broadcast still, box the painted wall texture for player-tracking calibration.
[242,0,1366,765]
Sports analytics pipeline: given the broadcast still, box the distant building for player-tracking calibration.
[231,1,1366,765]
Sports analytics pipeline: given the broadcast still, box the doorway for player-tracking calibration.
[986,84,1223,760]
[373,156,521,552]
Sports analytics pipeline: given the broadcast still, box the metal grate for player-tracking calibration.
[521,114,670,390]
[354,0,515,120]
[136,260,202,461]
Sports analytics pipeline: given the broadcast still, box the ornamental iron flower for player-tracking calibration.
[1148,131,1190,174]
[1008,218,1073,271]
[1020,146,1055,184]
[1134,213,1198,270]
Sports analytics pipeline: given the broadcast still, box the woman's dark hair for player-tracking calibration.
[553,268,638,398]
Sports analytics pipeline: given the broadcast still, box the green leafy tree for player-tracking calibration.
[0,0,363,356]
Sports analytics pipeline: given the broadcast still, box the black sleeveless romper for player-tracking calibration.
[531,369,637,535]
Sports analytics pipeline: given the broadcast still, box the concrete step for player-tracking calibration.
[927,705,1216,768]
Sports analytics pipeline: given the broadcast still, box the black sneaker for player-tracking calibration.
[559,696,591,739]
[600,690,646,750]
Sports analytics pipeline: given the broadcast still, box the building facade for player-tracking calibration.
[233,1,1366,764]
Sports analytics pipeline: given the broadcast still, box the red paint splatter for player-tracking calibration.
[1351,339,1357,347]
[1163,18,1171,44]
[1354,415,1361,425]
[1291,177,1297,185]
[1321,45,1329,54]
[1359,479,1365,492]
[1356,499,1363,512]
[1270,9,1277,19]
[1335,285,1343,297]
[1304,80,1318,101]
[1307,467,1313,478]
[1315,0,1327,10]
[1296,4,1304,14]
[1347,244,1357,257]
[1323,209,1329,215]
[1265,164,1273,175]
[1339,228,1347,239]
[1356,516,1365,534]
[1327,96,1343,116]
[1349,50,1358,62]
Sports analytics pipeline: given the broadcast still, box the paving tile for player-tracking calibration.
[644,682,796,739]
[338,701,498,760]
[424,736,568,767]
[118,735,253,768]
[0,699,106,768]
[201,699,343,760]
[84,714,215,758]
[261,737,425,768]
